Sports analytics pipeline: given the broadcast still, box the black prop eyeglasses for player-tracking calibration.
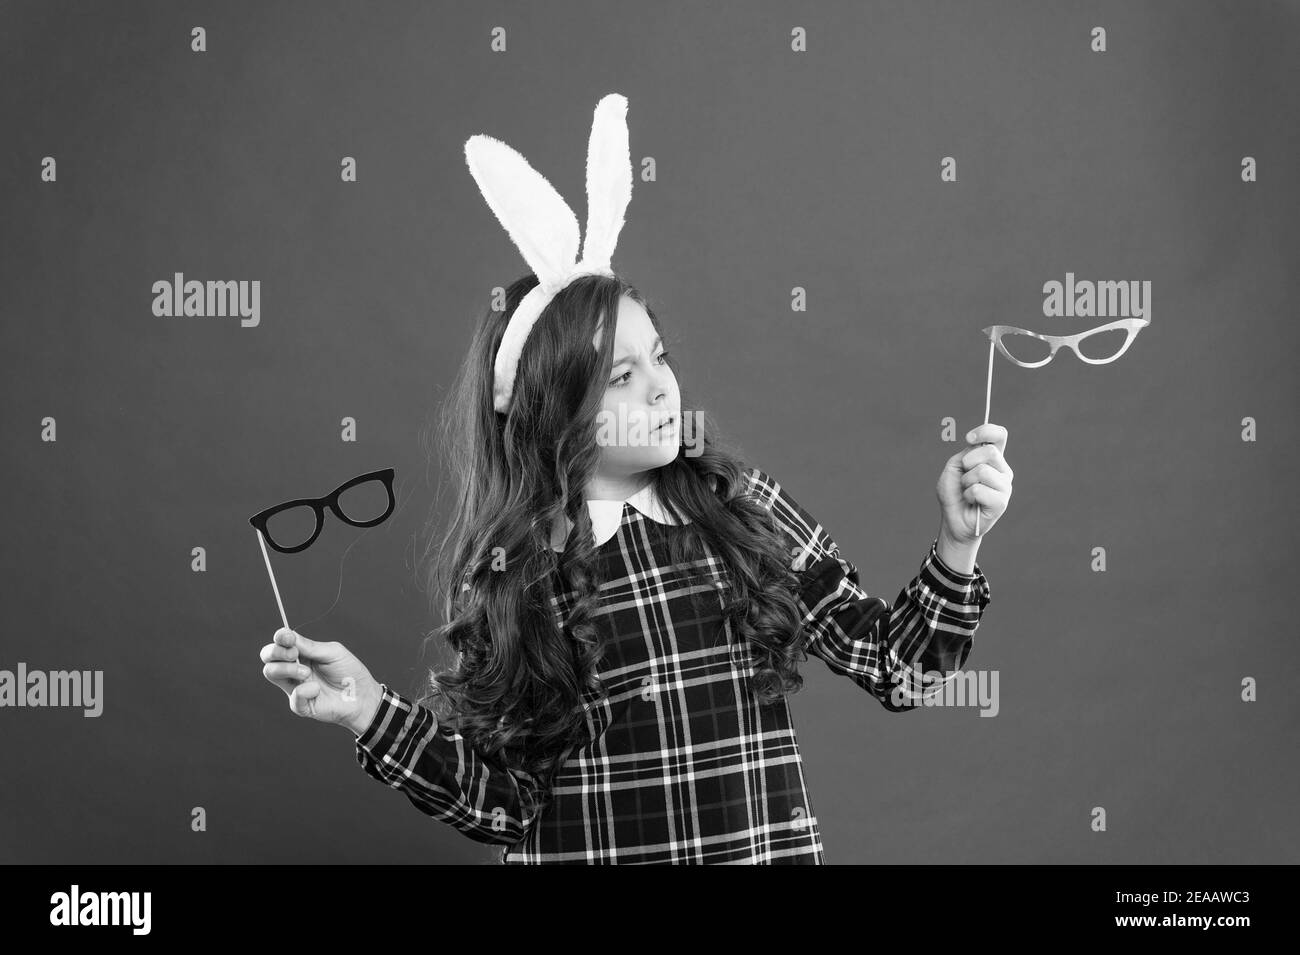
[248,467,396,554]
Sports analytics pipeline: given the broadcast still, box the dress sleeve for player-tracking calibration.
[354,683,549,846]
[743,466,991,711]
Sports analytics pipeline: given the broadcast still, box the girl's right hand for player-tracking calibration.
[259,628,381,736]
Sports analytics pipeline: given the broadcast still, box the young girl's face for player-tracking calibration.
[590,295,681,483]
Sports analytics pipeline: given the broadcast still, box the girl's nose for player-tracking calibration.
[648,369,671,402]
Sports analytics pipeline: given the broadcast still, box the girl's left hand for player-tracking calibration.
[936,423,1013,544]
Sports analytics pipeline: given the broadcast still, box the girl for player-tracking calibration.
[258,271,1014,864]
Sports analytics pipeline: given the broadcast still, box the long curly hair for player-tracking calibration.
[414,272,809,787]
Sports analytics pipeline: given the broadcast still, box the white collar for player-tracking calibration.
[549,479,689,552]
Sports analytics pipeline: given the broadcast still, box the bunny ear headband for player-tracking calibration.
[463,92,634,414]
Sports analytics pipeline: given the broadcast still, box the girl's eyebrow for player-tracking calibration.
[612,335,663,367]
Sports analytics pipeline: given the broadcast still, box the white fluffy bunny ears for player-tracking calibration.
[463,93,634,414]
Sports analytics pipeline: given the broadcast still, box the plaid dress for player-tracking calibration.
[354,466,991,863]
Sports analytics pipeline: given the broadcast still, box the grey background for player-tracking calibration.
[1,0,1297,864]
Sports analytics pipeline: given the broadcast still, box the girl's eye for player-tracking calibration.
[609,352,670,388]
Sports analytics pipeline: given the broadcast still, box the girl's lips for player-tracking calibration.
[653,415,677,431]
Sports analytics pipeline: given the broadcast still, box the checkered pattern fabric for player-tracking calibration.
[355,466,990,863]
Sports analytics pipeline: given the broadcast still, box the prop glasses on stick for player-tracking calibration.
[974,317,1149,536]
[248,467,397,629]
